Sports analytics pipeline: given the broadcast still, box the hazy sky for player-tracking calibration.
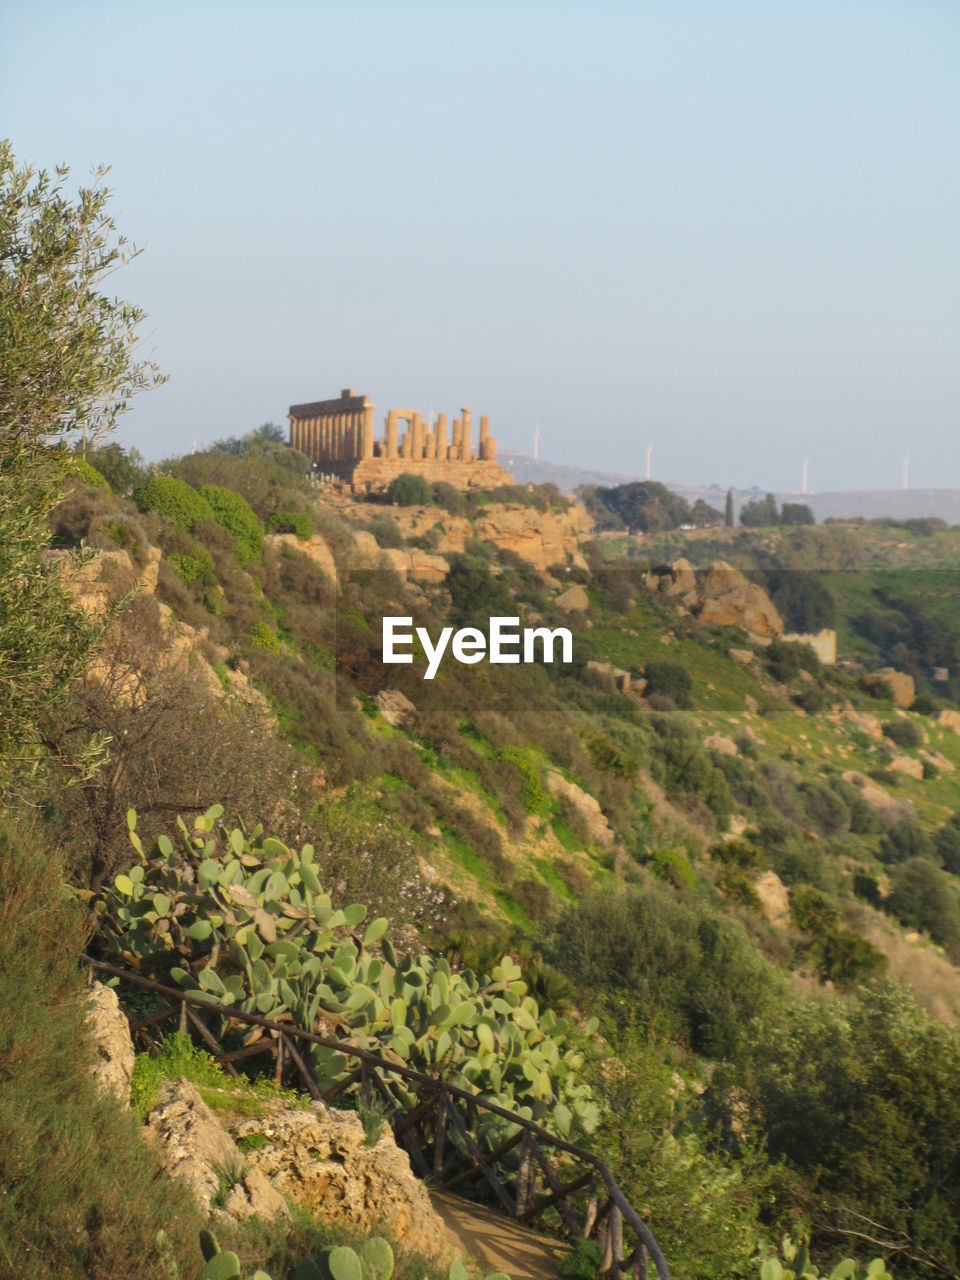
[3,1,959,491]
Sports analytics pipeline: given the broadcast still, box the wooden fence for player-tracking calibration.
[85,956,670,1280]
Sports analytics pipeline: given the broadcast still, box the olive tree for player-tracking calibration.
[0,140,162,783]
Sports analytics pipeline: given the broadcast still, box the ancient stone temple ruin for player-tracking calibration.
[288,389,513,491]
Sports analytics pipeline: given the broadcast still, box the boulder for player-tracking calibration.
[231,1102,449,1260]
[146,1079,288,1221]
[729,648,755,667]
[660,558,696,597]
[754,870,791,930]
[266,533,338,586]
[890,754,924,780]
[865,668,915,709]
[555,584,589,613]
[938,708,960,735]
[585,660,631,692]
[703,734,738,757]
[375,688,417,728]
[842,704,883,739]
[841,770,911,819]
[545,772,613,847]
[920,748,955,774]
[86,981,135,1106]
[694,563,783,639]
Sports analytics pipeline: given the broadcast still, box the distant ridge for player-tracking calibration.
[500,452,960,524]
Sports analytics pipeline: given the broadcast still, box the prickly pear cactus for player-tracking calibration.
[98,809,598,1143]
[759,1236,893,1280]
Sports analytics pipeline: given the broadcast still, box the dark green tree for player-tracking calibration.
[724,488,734,528]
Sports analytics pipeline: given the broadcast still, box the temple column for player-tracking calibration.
[411,413,424,460]
[451,418,462,460]
[435,413,447,460]
[362,404,375,458]
[386,411,398,458]
[460,407,472,461]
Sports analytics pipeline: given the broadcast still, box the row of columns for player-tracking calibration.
[384,407,492,462]
[291,406,375,463]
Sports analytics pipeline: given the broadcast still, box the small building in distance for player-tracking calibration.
[288,389,514,491]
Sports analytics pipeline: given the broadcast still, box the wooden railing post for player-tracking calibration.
[610,1204,624,1280]
[515,1129,535,1218]
[433,1091,447,1180]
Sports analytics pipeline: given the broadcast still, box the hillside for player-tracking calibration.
[27,434,960,1279]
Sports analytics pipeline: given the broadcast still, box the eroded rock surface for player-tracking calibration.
[86,980,135,1105]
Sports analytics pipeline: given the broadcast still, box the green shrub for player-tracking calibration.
[643,659,693,708]
[0,822,201,1278]
[249,621,281,652]
[266,510,314,539]
[134,474,215,529]
[173,542,217,586]
[499,745,545,812]
[367,515,406,549]
[647,847,696,891]
[758,1234,893,1279]
[882,719,924,749]
[386,473,432,506]
[200,484,264,564]
[72,456,111,490]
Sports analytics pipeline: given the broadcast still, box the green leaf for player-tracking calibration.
[363,916,389,947]
[113,873,134,896]
[126,808,137,832]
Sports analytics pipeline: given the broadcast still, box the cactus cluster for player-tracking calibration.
[760,1237,893,1280]
[196,1231,509,1280]
[99,808,598,1142]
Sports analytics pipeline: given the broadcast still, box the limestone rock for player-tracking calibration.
[865,668,915,709]
[938,708,960,735]
[755,871,791,930]
[546,772,613,847]
[145,1079,244,1215]
[842,704,883,739]
[555,584,589,612]
[728,814,748,836]
[267,532,338,586]
[585,660,631,692]
[694,563,783,639]
[86,981,135,1105]
[231,1103,449,1261]
[703,734,738,757]
[224,1164,290,1223]
[890,754,924,780]
[661,558,696,597]
[375,688,417,728]
[744,693,759,713]
[920,748,955,773]
[841,770,911,819]
[729,648,755,666]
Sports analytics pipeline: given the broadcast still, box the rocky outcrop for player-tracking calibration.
[355,502,593,577]
[375,688,417,727]
[754,870,791,930]
[266,532,338,585]
[841,770,911,819]
[842,704,883,739]
[650,560,782,640]
[865,668,915,709]
[86,981,135,1105]
[145,1079,287,1222]
[585,660,631,692]
[703,734,738,757]
[546,772,613,847]
[938,708,960,735]
[231,1102,449,1260]
[889,754,924,780]
[555,584,589,613]
[350,531,448,584]
[729,647,755,667]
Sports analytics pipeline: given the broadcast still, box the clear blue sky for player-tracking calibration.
[3,1,958,491]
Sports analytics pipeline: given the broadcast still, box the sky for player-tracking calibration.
[3,0,959,492]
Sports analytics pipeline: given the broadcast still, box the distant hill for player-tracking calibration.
[501,452,960,525]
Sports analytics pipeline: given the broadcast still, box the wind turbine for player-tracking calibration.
[533,423,540,461]
[802,457,809,495]
[645,446,653,481]
[903,454,910,490]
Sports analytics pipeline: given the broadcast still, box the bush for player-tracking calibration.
[499,745,545,812]
[265,510,314,539]
[386,473,432,506]
[0,822,201,1277]
[134,475,214,529]
[882,719,924,749]
[249,620,281,652]
[199,483,264,564]
[888,857,960,955]
[367,515,406,549]
[643,660,693,709]
[172,543,217,586]
[880,817,934,865]
[71,457,111,490]
[766,639,821,684]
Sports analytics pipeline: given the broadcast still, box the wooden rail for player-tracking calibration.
[85,956,669,1280]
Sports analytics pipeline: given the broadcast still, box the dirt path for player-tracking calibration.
[431,1191,569,1280]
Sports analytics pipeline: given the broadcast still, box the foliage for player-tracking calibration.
[72,456,111,490]
[130,1029,233,1116]
[766,573,835,632]
[0,142,160,784]
[550,883,778,1060]
[643,659,693,708]
[174,541,217,585]
[83,441,147,494]
[758,1235,892,1279]
[267,510,315,540]
[579,480,694,533]
[200,483,265,564]
[499,745,545,812]
[881,719,924,749]
[134,474,215,529]
[386,473,432,506]
[445,554,514,626]
[887,857,960,956]
[97,808,600,1144]
[0,822,200,1277]
[251,621,282,652]
[740,493,779,527]
[780,503,815,527]
[765,640,821,684]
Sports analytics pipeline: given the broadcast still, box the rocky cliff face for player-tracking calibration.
[648,558,784,640]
